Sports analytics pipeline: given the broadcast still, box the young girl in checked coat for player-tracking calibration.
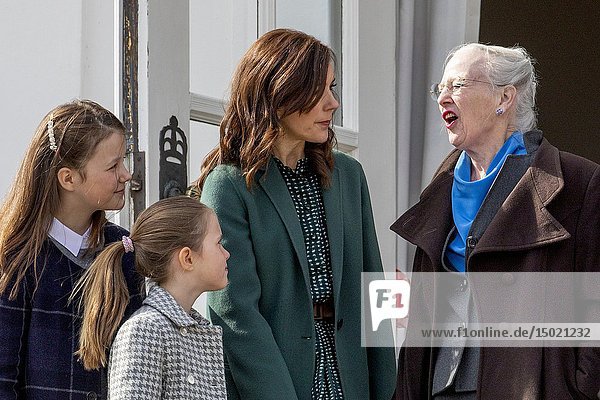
[76,196,228,399]
[0,100,144,400]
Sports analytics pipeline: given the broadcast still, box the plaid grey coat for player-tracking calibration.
[108,284,226,399]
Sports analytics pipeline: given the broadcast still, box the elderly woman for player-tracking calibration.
[391,43,600,399]
[193,29,395,400]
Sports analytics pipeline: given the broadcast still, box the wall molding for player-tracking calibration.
[335,125,358,153]
[190,92,224,126]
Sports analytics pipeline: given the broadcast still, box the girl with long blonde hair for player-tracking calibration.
[0,100,143,400]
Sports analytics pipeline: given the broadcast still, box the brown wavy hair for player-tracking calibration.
[0,100,127,300]
[75,196,213,370]
[194,28,337,191]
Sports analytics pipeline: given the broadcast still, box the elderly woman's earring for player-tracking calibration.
[496,108,504,116]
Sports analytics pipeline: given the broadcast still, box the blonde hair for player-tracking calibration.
[75,196,213,370]
[0,100,126,300]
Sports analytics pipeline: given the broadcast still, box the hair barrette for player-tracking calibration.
[48,113,57,151]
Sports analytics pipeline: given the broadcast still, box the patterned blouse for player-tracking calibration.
[274,157,344,400]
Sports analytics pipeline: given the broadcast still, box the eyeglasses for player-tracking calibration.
[429,78,493,100]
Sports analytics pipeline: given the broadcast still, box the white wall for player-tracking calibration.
[188,0,256,184]
[358,0,398,272]
[0,0,117,199]
[0,1,81,197]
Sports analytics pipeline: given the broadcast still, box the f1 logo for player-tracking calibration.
[369,280,410,331]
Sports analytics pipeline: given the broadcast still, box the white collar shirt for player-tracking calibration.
[48,217,91,257]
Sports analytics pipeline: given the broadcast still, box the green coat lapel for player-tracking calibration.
[322,164,344,305]
[258,160,311,290]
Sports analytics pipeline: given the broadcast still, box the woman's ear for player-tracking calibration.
[177,247,195,271]
[56,167,78,192]
[499,85,517,112]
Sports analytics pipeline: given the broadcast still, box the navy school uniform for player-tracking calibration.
[0,223,144,400]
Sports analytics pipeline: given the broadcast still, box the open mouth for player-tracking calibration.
[442,111,458,126]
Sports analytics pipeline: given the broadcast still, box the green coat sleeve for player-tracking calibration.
[201,168,299,400]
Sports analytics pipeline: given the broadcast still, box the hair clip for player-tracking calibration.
[48,113,57,151]
[122,236,135,253]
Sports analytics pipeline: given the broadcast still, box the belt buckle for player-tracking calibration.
[313,301,333,321]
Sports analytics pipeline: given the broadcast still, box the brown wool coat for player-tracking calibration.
[391,132,600,400]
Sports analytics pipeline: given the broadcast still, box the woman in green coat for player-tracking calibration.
[192,29,396,400]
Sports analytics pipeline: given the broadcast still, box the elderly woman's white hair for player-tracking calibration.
[445,43,538,132]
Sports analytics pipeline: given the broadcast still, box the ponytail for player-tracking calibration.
[74,196,214,370]
[74,241,129,370]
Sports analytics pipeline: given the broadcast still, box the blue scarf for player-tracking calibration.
[446,132,527,272]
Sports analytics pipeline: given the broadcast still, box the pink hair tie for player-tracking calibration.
[122,236,134,253]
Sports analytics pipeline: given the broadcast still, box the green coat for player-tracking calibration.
[201,151,396,400]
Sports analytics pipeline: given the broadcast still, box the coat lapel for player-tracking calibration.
[474,138,570,253]
[391,135,571,266]
[258,160,311,289]
[322,164,344,303]
[390,151,459,269]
